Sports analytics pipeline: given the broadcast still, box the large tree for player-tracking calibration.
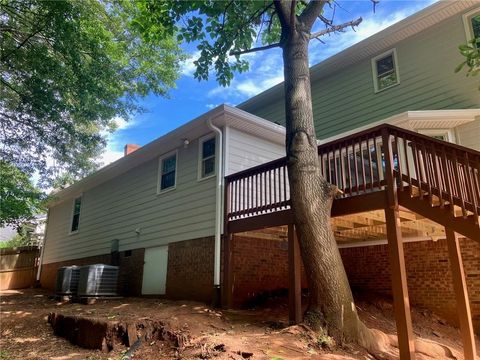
[0,0,183,186]
[135,0,387,352]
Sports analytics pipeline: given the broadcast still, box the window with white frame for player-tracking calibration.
[199,136,216,179]
[70,196,82,233]
[371,49,400,92]
[463,8,480,47]
[158,152,177,192]
[418,129,456,143]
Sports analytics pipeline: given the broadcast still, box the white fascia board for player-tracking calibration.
[318,109,480,145]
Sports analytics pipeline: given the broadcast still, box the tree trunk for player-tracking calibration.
[281,24,364,344]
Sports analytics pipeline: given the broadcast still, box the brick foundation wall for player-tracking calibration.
[232,227,307,307]
[339,238,480,332]
[40,249,145,296]
[166,237,215,303]
[231,230,479,332]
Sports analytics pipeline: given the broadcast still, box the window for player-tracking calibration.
[371,49,400,92]
[70,196,82,233]
[199,136,216,179]
[158,152,177,192]
[418,129,455,143]
[463,8,480,47]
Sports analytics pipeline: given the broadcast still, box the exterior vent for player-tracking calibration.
[55,266,80,295]
[77,264,119,297]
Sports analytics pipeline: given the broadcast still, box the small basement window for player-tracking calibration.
[371,49,400,92]
[158,151,177,193]
[70,196,82,233]
[463,8,480,46]
[199,136,216,179]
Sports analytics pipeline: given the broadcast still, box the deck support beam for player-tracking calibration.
[288,224,302,324]
[445,228,476,360]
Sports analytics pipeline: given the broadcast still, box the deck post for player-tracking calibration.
[445,228,476,360]
[382,128,416,359]
[288,224,302,324]
[385,207,416,359]
[222,233,234,308]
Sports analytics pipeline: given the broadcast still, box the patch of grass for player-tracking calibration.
[317,334,335,349]
[0,350,11,359]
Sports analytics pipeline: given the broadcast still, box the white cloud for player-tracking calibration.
[180,51,201,77]
[207,50,284,101]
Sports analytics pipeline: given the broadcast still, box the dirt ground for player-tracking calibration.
[0,289,478,360]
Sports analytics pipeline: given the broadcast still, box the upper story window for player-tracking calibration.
[70,196,82,233]
[199,136,216,179]
[158,151,177,193]
[463,8,480,46]
[371,49,400,93]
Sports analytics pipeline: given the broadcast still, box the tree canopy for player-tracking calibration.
[1,0,183,186]
[0,160,44,228]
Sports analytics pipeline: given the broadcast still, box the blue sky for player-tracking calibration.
[101,0,436,165]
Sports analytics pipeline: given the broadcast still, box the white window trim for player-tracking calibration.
[371,48,400,93]
[462,7,480,42]
[69,195,83,235]
[157,149,178,195]
[198,134,217,181]
[417,129,456,143]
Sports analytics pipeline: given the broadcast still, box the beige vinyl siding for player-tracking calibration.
[456,118,480,151]
[240,12,479,140]
[43,136,216,264]
[227,127,285,175]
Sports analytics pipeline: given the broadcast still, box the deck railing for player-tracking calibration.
[225,124,480,223]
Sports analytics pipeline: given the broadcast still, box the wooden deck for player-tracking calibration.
[222,124,480,360]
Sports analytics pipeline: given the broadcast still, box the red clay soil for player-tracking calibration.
[0,288,478,359]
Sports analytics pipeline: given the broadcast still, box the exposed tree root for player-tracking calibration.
[357,322,456,359]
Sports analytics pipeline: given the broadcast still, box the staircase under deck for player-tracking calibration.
[223,124,480,360]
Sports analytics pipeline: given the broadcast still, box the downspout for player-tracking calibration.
[206,118,223,305]
[36,208,50,286]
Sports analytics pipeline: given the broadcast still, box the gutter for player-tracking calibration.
[206,118,223,302]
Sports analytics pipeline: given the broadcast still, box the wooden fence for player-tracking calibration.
[0,246,40,290]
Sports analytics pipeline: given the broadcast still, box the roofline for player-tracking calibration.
[48,105,285,206]
[237,0,475,109]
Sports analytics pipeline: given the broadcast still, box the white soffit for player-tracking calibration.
[319,109,480,144]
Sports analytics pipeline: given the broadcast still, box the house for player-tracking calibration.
[39,106,287,300]
[39,2,479,358]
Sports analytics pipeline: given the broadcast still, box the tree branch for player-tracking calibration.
[229,42,280,56]
[310,17,362,39]
[289,0,296,36]
[299,0,329,29]
[1,26,46,62]
[273,0,291,30]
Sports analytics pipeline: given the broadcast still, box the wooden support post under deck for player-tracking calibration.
[445,228,476,360]
[288,224,302,324]
[223,233,234,308]
[385,207,416,359]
